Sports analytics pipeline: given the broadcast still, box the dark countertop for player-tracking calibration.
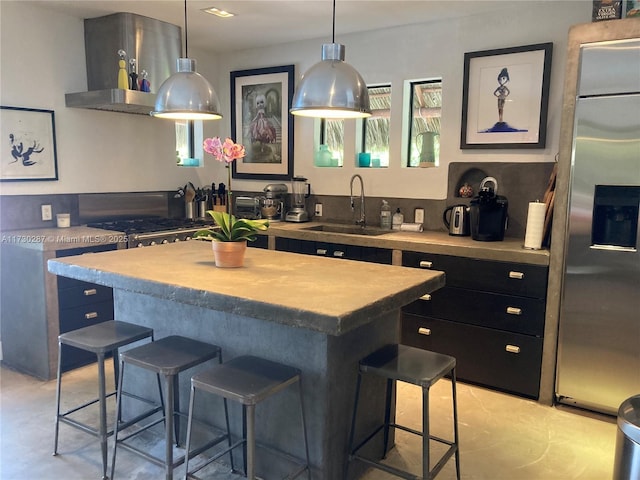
[48,241,445,336]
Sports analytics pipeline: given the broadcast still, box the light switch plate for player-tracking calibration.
[41,204,52,221]
[414,208,425,224]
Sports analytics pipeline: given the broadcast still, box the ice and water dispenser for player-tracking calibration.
[591,185,640,251]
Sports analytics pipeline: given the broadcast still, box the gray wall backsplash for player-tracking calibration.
[1,162,554,241]
[300,162,555,240]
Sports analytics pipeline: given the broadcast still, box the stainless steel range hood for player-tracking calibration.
[65,89,156,115]
[65,13,181,115]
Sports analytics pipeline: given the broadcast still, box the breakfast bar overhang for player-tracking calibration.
[48,241,445,479]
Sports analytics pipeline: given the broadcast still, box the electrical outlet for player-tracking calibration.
[41,204,52,221]
[314,203,323,217]
[414,208,425,224]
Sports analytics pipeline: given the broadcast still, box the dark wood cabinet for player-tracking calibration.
[56,245,115,371]
[276,237,392,264]
[248,234,269,249]
[401,251,548,399]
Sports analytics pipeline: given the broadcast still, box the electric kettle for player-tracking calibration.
[443,205,470,236]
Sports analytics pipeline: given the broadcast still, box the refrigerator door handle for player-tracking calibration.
[590,245,638,253]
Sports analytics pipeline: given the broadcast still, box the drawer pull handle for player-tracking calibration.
[85,312,98,320]
[333,250,345,258]
[419,261,433,269]
[505,344,521,354]
[506,306,522,315]
[419,293,432,301]
[418,327,432,336]
[509,271,524,280]
[83,288,97,296]
[316,249,327,255]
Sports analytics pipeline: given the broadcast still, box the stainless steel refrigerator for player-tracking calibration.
[556,38,640,415]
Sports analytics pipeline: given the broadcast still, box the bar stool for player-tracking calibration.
[346,344,460,480]
[183,355,311,480]
[110,335,227,480]
[53,320,154,480]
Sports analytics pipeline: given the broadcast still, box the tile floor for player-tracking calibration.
[0,362,618,480]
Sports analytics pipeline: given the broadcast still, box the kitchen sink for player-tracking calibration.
[302,224,391,236]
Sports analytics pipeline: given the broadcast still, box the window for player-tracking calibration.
[175,121,204,167]
[319,118,344,166]
[176,120,196,166]
[362,84,391,167]
[407,79,442,167]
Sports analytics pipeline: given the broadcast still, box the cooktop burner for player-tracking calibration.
[87,218,211,234]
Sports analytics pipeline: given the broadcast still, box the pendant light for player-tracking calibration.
[151,0,222,120]
[290,0,371,119]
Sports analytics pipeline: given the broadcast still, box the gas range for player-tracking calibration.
[87,218,213,248]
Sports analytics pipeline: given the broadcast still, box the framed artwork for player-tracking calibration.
[230,65,294,180]
[460,43,553,149]
[1,106,58,181]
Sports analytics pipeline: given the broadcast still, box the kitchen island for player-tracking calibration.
[48,240,445,479]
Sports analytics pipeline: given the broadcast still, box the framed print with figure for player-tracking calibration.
[461,43,553,149]
[230,65,294,180]
[1,106,58,181]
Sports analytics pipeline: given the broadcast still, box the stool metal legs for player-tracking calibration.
[346,367,460,480]
[110,360,166,480]
[53,344,111,480]
[183,371,234,480]
[98,352,108,480]
[423,383,430,479]
[244,404,256,479]
[183,359,310,480]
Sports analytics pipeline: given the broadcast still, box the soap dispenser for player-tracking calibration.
[380,200,392,229]
[392,208,404,230]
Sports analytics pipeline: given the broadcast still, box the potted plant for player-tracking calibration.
[194,137,269,267]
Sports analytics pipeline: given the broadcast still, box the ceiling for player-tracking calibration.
[27,0,512,53]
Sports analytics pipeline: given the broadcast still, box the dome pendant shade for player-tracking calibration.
[151,58,222,120]
[290,44,371,119]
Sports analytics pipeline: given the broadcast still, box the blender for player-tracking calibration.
[285,176,310,222]
[260,183,287,221]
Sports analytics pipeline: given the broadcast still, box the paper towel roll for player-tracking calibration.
[400,222,424,232]
[524,202,546,249]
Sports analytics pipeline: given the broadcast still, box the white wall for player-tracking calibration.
[0,1,226,196]
[0,1,592,199]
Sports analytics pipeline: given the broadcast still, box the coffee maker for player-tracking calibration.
[285,176,310,222]
[469,177,508,241]
[260,183,287,221]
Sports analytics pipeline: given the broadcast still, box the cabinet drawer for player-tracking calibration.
[248,235,269,249]
[402,251,548,298]
[360,246,393,265]
[59,300,114,334]
[401,313,543,398]
[403,287,545,336]
[58,283,113,309]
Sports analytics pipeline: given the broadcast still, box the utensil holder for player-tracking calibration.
[185,201,196,219]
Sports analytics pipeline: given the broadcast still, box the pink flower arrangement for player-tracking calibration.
[203,137,246,213]
[203,137,246,163]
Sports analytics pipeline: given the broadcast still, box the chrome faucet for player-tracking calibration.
[350,174,366,227]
